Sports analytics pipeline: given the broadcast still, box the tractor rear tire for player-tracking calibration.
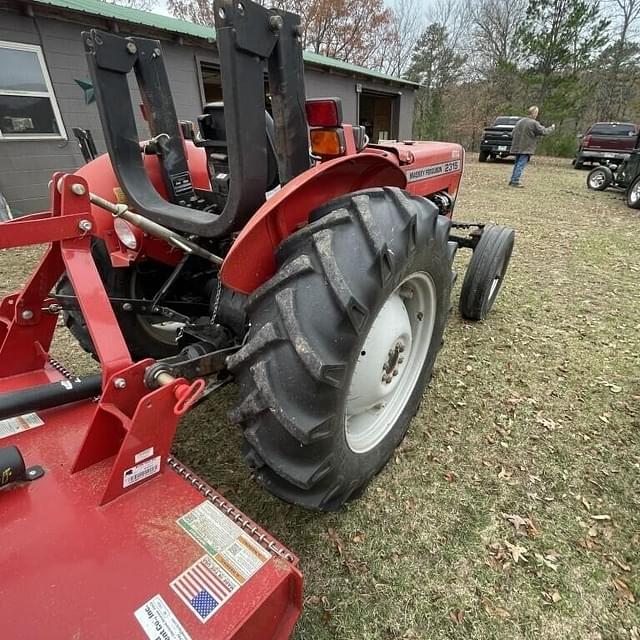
[56,241,180,361]
[626,176,640,209]
[459,225,514,321]
[227,187,455,511]
[587,166,613,191]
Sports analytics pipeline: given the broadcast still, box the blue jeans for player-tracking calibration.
[510,154,530,184]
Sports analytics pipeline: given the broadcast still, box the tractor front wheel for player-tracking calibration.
[228,187,454,511]
[459,225,515,321]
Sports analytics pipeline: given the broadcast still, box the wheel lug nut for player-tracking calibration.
[392,370,399,377]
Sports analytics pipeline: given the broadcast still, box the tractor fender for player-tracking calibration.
[220,152,407,294]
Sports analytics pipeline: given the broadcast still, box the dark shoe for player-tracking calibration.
[508,182,524,188]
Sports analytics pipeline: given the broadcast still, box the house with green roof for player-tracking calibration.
[0,0,418,214]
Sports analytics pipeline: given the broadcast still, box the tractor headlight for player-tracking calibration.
[114,218,139,250]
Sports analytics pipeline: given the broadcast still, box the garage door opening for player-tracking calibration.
[359,91,399,142]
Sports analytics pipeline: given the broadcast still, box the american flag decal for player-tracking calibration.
[171,555,236,622]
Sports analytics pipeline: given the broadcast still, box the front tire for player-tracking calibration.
[587,166,613,191]
[227,187,455,510]
[626,175,640,209]
[479,150,489,163]
[459,225,515,321]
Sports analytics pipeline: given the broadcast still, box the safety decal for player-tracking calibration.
[406,159,461,183]
[135,446,155,464]
[123,455,161,488]
[173,501,271,622]
[135,594,192,640]
[0,412,44,440]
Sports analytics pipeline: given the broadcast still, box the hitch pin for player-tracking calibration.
[153,371,205,416]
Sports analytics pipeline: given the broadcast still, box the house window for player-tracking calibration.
[0,41,66,140]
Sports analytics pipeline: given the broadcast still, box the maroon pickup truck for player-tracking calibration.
[575,122,639,168]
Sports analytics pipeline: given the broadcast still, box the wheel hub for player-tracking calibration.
[382,342,405,384]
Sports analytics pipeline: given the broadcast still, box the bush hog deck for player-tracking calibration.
[0,0,514,636]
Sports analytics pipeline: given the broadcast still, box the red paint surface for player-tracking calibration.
[0,177,303,638]
[0,381,302,639]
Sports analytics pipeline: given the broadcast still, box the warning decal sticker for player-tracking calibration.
[123,455,161,488]
[0,412,43,440]
[173,501,270,622]
[135,594,192,640]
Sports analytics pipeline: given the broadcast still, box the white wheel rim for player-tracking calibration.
[589,171,606,188]
[631,183,640,202]
[345,272,436,454]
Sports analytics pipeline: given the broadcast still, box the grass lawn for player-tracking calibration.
[1,156,638,639]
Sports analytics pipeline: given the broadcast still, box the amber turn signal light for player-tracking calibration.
[310,128,345,157]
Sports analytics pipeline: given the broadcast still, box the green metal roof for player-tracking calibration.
[30,0,418,87]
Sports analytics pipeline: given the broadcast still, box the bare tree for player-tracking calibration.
[427,0,471,49]
[378,0,424,76]
[468,0,527,71]
[167,0,393,69]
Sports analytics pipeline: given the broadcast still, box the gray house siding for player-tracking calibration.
[0,5,416,215]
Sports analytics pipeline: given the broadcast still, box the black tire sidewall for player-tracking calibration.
[626,176,640,209]
[459,226,514,321]
[229,187,454,509]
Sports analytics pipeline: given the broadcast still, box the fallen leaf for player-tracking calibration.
[581,496,591,512]
[535,552,559,571]
[612,578,636,603]
[327,527,344,557]
[503,513,539,538]
[578,537,596,550]
[481,596,510,619]
[505,541,528,563]
[351,532,364,544]
[591,514,611,521]
[445,470,456,482]
[449,609,464,624]
[612,556,631,572]
[588,526,598,537]
[551,591,561,603]
[610,385,622,393]
[498,466,512,480]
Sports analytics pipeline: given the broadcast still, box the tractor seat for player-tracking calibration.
[197,102,280,193]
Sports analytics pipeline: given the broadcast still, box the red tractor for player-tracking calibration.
[0,1,513,637]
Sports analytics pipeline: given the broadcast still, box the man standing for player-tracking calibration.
[508,106,555,187]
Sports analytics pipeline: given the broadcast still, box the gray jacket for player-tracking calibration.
[510,117,554,155]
